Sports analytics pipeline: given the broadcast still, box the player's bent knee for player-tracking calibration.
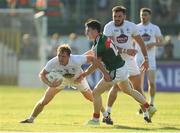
[122,86,133,96]
[81,90,93,102]
[92,90,100,98]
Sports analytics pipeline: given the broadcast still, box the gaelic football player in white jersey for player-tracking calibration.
[103,6,156,123]
[20,44,108,123]
[135,8,163,110]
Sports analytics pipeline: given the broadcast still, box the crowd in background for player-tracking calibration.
[0,0,180,61]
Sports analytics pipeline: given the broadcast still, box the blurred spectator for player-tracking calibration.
[6,0,17,16]
[163,35,174,59]
[20,33,38,60]
[159,0,172,13]
[36,0,45,11]
[46,0,64,17]
[153,0,180,24]
[68,33,79,54]
[6,0,17,8]
[17,0,30,8]
[46,33,63,60]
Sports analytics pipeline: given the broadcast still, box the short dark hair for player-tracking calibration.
[140,8,152,15]
[112,6,126,14]
[57,44,71,56]
[85,19,101,33]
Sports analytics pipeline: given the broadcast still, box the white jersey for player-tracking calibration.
[135,22,162,70]
[103,20,140,76]
[103,20,139,60]
[44,54,87,78]
[136,22,162,58]
[44,54,90,92]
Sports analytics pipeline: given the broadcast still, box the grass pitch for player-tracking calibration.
[0,86,180,132]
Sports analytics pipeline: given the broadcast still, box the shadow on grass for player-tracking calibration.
[114,125,150,131]
[113,124,180,131]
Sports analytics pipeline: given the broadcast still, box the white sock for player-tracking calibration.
[29,116,35,122]
[102,111,108,117]
[106,106,112,114]
[143,111,149,118]
[150,96,154,105]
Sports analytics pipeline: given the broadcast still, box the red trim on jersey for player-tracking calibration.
[105,38,111,48]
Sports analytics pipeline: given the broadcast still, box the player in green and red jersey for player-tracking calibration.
[75,19,156,125]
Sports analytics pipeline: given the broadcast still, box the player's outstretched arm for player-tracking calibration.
[117,47,138,56]
[74,64,96,83]
[86,55,111,82]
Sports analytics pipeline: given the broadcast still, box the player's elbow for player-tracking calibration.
[39,72,43,79]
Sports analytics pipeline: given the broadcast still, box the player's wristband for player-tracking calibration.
[144,56,148,61]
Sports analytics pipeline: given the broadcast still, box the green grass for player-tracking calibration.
[0,86,180,132]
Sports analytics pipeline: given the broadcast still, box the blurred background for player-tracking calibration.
[0,0,180,91]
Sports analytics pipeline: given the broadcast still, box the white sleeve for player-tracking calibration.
[72,55,87,66]
[103,24,113,36]
[132,23,140,36]
[44,57,57,72]
[155,26,162,37]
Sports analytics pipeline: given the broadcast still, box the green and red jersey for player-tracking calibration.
[93,34,125,71]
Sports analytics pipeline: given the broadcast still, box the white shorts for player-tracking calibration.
[57,77,90,92]
[121,54,140,76]
[136,54,156,70]
[109,64,129,83]
[125,57,140,76]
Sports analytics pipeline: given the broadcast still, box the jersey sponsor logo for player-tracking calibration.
[116,34,128,43]
[142,33,151,41]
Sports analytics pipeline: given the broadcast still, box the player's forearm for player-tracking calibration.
[134,36,148,59]
[140,44,148,60]
[39,74,51,86]
[83,50,94,56]
[83,64,97,77]
[95,60,109,76]
[147,42,160,47]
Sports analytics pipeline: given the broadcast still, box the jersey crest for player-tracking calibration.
[116,34,128,43]
[142,33,151,42]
